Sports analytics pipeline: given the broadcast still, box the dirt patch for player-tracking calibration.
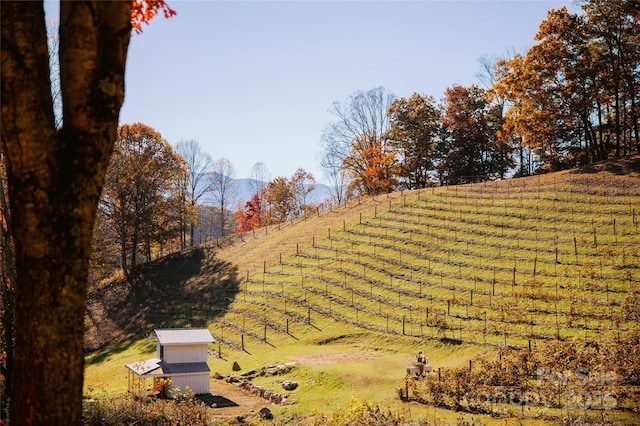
[206,378,273,419]
[288,352,375,365]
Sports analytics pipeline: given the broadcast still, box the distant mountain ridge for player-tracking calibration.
[203,176,333,208]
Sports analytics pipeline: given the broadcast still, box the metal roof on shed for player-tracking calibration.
[159,362,210,375]
[125,358,162,375]
[126,360,209,377]
[154,328,214,345]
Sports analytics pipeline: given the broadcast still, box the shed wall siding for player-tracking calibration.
[170,373,210,394]
[163,344,207,363]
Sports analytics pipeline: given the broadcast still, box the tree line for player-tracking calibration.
[321,0,639,200]
[89,123,320,281]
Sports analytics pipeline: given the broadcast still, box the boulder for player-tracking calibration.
[259,407,273,420]
[232,361,241,371]
[282,380,298,391]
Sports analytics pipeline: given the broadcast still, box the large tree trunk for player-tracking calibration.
[0,165,16,418]
[1,1,131,424]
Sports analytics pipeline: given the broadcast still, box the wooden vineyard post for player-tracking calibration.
[555,304,560,340]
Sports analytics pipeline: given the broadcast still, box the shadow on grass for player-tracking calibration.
[570,155,640,175]
[439,337,463,345]
[86,246,241,353]
[196,393,239,408]
[86,338,156,366]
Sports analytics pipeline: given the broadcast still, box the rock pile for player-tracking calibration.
[214,362,298,406]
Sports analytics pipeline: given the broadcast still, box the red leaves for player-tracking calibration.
[131,0,176,34]
[235,193,262,233]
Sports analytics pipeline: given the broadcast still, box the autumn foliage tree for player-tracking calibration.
[263,176,297,224]
[438,85,512,184]
[99,123,184,277]
[235,193,261,233]
[1,1,173,423]
[344,131,398,196]
[494,1,639,171]
[235,168,317,230]
[131,0,176,33]
[494,11,589,170]
[321,87,395,201]
[386,93,441,189]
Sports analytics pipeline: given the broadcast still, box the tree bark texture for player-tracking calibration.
[1,1,131,424]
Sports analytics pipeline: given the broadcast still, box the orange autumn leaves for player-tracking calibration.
[344,131,398,197]
[131,0,176,33]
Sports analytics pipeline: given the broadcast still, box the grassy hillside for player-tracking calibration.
[85,155,640,424]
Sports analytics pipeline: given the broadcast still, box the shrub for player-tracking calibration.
[82,394,212,426]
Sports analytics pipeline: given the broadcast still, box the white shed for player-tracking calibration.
[126,328,214,396]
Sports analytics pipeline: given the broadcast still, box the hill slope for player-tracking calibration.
[85,155,640,422]
[87,154,640,349]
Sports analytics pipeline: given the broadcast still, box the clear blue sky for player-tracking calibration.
[47,1,579,183]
